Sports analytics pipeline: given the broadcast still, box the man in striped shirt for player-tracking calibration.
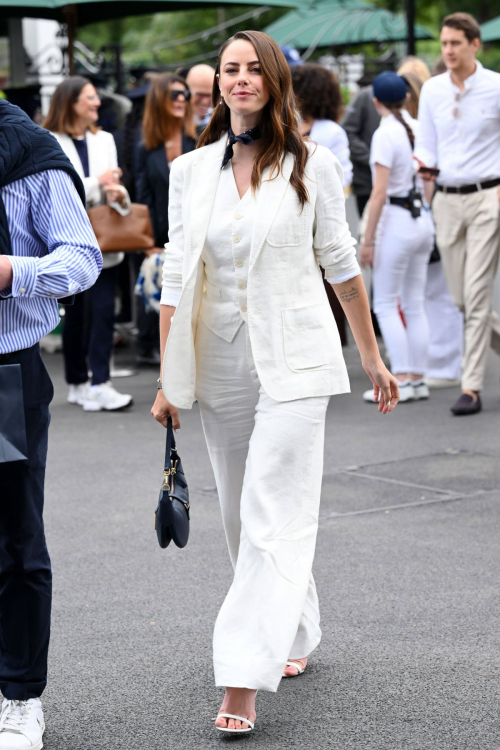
[0,100,101,749]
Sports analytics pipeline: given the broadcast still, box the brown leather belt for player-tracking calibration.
[436,178,500,195]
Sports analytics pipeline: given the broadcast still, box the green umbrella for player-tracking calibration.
[1,0,299,76]
[481,15,500,43]
[264,0,433,52]
[1,0,298,26]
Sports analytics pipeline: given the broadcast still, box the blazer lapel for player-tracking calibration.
[186,135,226,279]
[250,153,294,270]
[59,134,85,180]
[152,145,170,187]
[86,131,102,181]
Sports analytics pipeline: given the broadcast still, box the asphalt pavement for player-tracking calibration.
[39,341,500,750]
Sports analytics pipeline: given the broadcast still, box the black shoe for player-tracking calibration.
[451,393,482,416]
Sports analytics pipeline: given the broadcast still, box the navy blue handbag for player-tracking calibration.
[0,364,28,463]
[155,416,190,549]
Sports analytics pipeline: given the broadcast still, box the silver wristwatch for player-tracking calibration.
[156,378,163,391]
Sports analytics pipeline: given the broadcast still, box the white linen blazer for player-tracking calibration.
[162,134,361,409]
[52,130,129,268]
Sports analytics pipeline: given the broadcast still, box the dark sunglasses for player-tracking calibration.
[169,89,191,102]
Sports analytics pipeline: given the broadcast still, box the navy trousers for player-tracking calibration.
[0,344,53,700]
[62,264,118,386]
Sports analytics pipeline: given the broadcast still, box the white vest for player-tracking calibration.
[200,165,255,342]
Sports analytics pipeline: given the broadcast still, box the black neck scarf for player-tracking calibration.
[221,124,262,169]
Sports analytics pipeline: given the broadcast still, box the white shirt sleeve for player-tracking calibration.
[329,126,353,188]
[160,159,184,308]
[414,82,438,168]
[312,147,360,284]
[370,127,395,170]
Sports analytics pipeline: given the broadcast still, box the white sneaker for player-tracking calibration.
[67,382,89,405]
[82,381,133,412]
[412,381,430,400]
[362,382,415,403]
[0,699,45,750]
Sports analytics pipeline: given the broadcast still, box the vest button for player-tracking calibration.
[235,259,244,267]
[238,282,246,290]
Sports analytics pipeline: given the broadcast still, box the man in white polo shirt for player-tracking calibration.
[416,12,500,416]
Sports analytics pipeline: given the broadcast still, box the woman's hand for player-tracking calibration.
[99,168,122,187]
[360,241,374,268]
[151,389,180,430]
[362,358,400,414]
[104,184,127,205]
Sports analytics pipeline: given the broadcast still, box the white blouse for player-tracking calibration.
[309,119,353,188]
[199,164,255,341]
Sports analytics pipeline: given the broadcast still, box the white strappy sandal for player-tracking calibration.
[283,660,306,678]
[214,713,255,734]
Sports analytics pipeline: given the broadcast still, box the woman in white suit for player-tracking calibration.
[152,31,399,734]
[44,77,132,412]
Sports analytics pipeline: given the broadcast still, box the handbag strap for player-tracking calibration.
[164,415,177,471]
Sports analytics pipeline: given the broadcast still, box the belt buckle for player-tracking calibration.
[476,181,482,192]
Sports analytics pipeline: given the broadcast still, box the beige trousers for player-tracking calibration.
[433,187,500,392]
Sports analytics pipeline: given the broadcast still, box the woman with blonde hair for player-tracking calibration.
[44,76,132,412]
[152,30,399,734]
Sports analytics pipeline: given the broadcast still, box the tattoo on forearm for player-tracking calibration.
[339,286,360,304]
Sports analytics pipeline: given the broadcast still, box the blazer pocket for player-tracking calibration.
[282,303,338,372]
[267,200,308,247]
[204,279,221,299]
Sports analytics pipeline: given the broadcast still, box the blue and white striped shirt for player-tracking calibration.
[0,169,102,354]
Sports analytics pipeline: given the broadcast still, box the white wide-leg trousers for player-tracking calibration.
[373,205,433,375]
[195,319,330,692]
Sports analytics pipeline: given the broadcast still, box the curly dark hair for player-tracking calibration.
[291,64,342,122]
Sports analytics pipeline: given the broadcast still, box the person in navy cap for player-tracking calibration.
[360,71,434,404]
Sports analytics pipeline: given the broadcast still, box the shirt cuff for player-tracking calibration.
[8,256,38,298]
[160,290,180,307]
[326,266,361,285]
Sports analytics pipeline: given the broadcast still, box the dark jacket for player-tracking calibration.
[135,132,196,248]
[340,87,380,197]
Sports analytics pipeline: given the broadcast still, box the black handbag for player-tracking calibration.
[155,416,190,549]
[0,364,28,463]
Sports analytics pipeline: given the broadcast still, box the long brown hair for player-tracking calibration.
[142,73,196,150]
[43,76,98,136]
[198,30,309,207]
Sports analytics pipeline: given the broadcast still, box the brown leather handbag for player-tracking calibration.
[88,203,155,253]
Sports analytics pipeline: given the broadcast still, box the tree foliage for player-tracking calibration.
[77,7,288,70]
[76,2,500,75]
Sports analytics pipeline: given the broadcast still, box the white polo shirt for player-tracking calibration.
[370,111,419,197]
